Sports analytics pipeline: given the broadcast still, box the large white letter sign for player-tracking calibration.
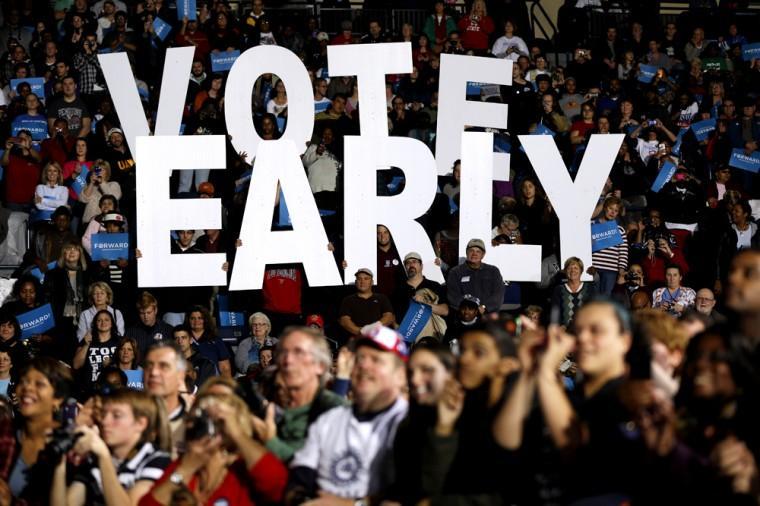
[328,43,412,137]
[100,47,194,158]
[520,134,625,281]
[436,54,512,179]
[343,136,444,284]
[460,132,541,281]
[229,140,342,290]
[226,45,314,160]
[136,135,227,287]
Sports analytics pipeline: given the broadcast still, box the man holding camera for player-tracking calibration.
[1,130,41,213]
[73,32,105,98]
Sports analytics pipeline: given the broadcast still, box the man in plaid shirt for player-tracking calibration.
[72,32,105,97]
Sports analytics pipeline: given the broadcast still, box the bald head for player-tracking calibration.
[695,288,716,315]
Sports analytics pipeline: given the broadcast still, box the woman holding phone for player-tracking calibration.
[79,159,122,224]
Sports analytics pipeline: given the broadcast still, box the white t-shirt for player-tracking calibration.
[291,398,408,498]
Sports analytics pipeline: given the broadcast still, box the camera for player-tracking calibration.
[185,407,220,441]
[647,120,658,127]
[625,271,640,283]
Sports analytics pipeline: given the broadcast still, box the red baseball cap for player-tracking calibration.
[355,322,408,361]
[305,314,324,329]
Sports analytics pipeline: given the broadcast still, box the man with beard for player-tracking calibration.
[393,251,448,323]
[286,323,408,504]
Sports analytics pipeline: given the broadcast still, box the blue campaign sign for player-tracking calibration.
[466,82,486,96]
[314,100,330,114]
[638,64,657,83]
[177,0,197,20]
[398,301,433,344]
[729,149,760,173]
[211,50,241,72]
[691,118,716,141]
[152,16,171,41]
[534,123,556,137]
[671,128,688,156]
[651,160,678,192]
[10,78,45,102]
[125,370,144,390]
[278,191,291,226]
[71,163,91,196]
[741,42,760,61]
[18,304,56,340]
[29,209,53,223]
[217,294,245,328]
[91,233,130,261]
[29,261,58,283]
[11,115,48,141]
[591,221,623,253]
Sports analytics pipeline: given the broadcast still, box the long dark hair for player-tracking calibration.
[184,305,217,341]
[91,309,119,342]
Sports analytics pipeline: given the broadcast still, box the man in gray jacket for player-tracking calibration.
[446,239,505,314]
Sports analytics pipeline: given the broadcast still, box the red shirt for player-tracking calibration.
[139,453,287,506]
[40,136,76,167]
[4,154,41,205]
[330,33,353,45]
[457,15,494,51]
[641,248,689,286]
[262,267,302,315]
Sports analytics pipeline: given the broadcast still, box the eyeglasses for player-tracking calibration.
[695,297,715,303]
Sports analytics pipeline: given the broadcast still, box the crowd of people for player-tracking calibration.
[0,0,759,504]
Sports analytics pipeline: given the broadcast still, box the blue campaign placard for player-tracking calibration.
[534,123,556,137]
[18,304,56,340]
[11,115,48,141]
[91,232,130,261]
[741,42,760,61]
[398,301,433,344]
[278,191,291,226]
[691,118,716,141]
[211,50,241,72]
[729,149,760,173]
[152,16,171,41]
[651,161,677,192]
[177,0,197,20]
[29,261,59,283]
[671,128,688,156]
[638,64,657,83]
[71,163,91,196]
[466,82,485,96]
[125,370,144,390]
[10,77,45,102]
[314,100,330,114]
[217,294,245,328]
[591,221,623,252]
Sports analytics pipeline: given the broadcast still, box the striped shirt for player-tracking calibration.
[73,442,170,505]
[592,223,629,272]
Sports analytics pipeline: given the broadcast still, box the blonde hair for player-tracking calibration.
[89,281,114,305]
[564,256,584,272]
[58,242,88,270]
[471,0,487,16]
[41,161,63,185]
[93,159,112,180]
[634,309,689,352]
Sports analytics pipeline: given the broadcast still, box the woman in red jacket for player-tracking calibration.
[140,391,287,506]
[457,0,494,54]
